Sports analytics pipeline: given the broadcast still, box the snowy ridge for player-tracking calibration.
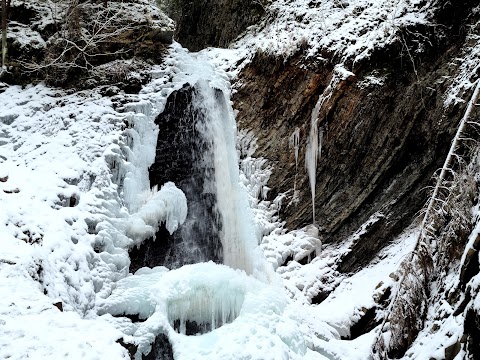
[0,84,132,358]
[234,0,433,63]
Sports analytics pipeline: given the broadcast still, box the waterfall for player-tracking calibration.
[191,79,259,274]
[140,56,261,275]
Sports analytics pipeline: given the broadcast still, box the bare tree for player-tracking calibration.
[372,79,480,358]
[23,1,136,84]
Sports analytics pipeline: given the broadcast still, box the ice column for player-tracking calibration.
[305,97,323,225]
[289,127,300,193]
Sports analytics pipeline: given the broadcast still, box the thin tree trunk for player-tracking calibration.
[372,79,480,357]
[1,0,8,69]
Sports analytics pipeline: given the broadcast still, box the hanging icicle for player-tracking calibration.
[289,127,301,168]
[305,97,324,225]
[289,127,301,194]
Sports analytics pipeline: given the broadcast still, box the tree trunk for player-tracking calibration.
[1,0,8,69]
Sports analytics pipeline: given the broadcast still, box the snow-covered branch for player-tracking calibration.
[21,1,139,84]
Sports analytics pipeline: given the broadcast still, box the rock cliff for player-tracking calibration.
[233,0,479,272]
[172,0,265,51]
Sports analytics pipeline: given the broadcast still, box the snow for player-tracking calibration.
[1,0,478,359]
[98,262,298,359]
[0,84,132,359]
[230,0,432,64]
[8,22,46,49]
[126,182,187,243]
[445,13,480,106]
[0,48,191,358]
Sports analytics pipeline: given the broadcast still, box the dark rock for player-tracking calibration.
[459,248,479,290]
[116,338,138,360]
[310,290,329,305]
[347,306,380,340]
[465,308,480,359]
[143,333,174,360]
[173,0,265,51]
[3,188,20,194]
[445,340,462,360]
[0,114,19,125]
[172,319,212,336]
[129,225,178,273]
[53,301,63,312]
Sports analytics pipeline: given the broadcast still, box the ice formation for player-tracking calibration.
[94,47,281,358]
[126,182,187,244]
[305,99,323,225]
[304,65,353,224]
[98,262,316,360]
[290,127,301,169]
[289,127,301,194]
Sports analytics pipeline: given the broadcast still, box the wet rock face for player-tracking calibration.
[130,84,222,272]
[233,33,470,273]
[142,334,174,360]
[173,0,265,51]
[465,308,480,358]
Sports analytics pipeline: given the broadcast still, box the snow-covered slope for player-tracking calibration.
[0,49,190,359]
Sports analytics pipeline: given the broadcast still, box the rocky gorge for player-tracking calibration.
[1,0,480,359]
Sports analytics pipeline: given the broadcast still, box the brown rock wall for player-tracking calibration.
[234,37,470,272]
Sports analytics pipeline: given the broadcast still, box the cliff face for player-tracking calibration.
[173,0,265,51]
[3,0,174,88]
[233,2,478,273]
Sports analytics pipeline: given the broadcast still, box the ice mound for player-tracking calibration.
[98,262,319,359]
[167,274,245,335]
[127,182,188,244]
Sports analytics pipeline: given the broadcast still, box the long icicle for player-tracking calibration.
[290,127,300,193]
[306,97,324,224]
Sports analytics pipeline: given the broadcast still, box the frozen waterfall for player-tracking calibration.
[135,49,264,276]
[191,80,259,274]
[96,47,300,360]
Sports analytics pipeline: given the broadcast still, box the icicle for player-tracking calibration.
[289,127,300,169]
[304,65,351,224]
[289,127,301,195]
[167,284,245,335]
[305,96,324,224]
